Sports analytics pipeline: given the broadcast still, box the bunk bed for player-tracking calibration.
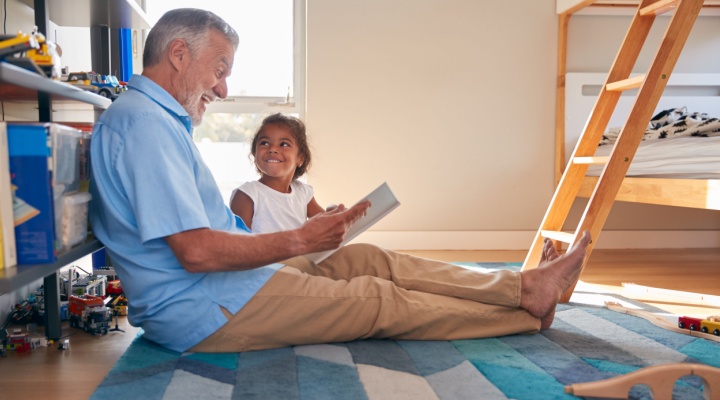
[556,0,720,210]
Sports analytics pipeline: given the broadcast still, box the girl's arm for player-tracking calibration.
[307,197,325,218]
[230,190,255,229]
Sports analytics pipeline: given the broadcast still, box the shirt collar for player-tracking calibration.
[127,74,194,134]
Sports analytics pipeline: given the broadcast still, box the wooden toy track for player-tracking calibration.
[605,301,720,343]
[565,363,720,399]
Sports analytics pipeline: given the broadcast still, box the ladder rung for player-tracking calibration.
[640,0,680,16]
[573,156,609,165]
[606,75,645,91]
[541,230,575,244]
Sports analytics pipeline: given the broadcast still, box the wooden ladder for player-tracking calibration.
[522,0,704,303]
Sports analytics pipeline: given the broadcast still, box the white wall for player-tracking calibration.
[305,1,720,250]
[306,0,559,249]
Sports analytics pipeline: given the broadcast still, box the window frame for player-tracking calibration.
[203,0,306,118]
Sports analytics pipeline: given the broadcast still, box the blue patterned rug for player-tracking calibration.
[90,263,720,400]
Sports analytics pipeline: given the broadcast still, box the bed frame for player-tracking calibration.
[556,1,720,210]
[522,0,720,302]
[566,72,720,209]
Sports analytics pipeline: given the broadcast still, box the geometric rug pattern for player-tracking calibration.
[90,263,720,400]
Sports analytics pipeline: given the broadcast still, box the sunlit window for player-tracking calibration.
[144,0,305,202]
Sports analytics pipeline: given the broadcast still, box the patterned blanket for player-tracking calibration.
[89,264,720,400]
[600,106,720,146]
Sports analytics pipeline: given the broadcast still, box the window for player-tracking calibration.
[145,0,305,202]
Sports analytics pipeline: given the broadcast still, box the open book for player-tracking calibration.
[305,182,400,264]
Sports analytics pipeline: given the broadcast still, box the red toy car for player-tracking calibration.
[678,316,703,331]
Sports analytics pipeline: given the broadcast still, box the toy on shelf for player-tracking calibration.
[0,31,39,58]
[62,71,125,99]
[24,29,61,79]
[0,29,60,78]
[62,71,99,94]
[68,294,111,335]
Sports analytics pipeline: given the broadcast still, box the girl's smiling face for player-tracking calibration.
[253,124,304,183]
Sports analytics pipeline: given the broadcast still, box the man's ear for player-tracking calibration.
[168,39,189,71]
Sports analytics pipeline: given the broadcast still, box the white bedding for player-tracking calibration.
[587,136,720,178]
[585,106,720,178]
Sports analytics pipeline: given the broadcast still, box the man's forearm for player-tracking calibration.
[166,228,311,273]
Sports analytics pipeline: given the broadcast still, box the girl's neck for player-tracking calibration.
[259,175,293,194]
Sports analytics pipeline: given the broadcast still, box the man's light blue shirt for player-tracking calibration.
[89,74,281,352]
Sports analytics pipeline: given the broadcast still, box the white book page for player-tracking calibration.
[304,182,400,264]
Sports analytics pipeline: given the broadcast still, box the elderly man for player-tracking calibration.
[89,8,591,353]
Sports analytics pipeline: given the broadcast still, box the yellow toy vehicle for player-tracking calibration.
[63,71,99,94]
[25,31,61,78]
[0,31,39,58]
[0,30,60,78]
[701,315,720,336]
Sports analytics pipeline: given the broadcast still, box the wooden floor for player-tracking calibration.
[1,248,719,400]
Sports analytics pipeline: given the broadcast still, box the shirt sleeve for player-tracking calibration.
[303,182,315,205]
[114,116,210,243]
[238,181,260,205]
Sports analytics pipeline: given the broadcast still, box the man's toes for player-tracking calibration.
[574,231,591,249]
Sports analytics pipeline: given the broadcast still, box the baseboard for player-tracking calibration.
[352,230,720,250]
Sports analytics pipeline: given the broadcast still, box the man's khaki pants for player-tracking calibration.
[190,243,539,353]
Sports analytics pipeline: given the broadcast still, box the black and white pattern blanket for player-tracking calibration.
[600,106,720,146]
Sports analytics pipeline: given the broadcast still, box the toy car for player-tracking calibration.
[701,315,720,336]
[64,71,99,94]
[86,72,124,99]
[678,316,703,330]
[68,294,111,335]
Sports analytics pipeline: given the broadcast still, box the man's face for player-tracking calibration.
[177,30,234,126]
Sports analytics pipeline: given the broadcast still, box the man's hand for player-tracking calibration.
[299,201,370,253]
[165,201,370,273]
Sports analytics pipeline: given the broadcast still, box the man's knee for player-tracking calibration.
[341,243,386,259]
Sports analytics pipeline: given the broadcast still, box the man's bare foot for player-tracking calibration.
[539,238,559,265]
[519,231,591,329]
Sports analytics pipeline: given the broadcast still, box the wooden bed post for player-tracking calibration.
[556,12,570,188]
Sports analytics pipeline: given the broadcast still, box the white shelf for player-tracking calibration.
[20,0,152,29]
[0,62,112,109]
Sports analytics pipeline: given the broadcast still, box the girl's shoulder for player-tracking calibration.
[236,180,266,199]
[290,180,314,199]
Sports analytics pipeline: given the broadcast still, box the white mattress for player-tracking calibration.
[586,136,720,179]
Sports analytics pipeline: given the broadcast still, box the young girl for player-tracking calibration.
[230,113,326,232]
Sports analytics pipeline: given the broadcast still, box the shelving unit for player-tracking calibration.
[0,63,112,108]
[0,237,103,291]
[0,0,150,340]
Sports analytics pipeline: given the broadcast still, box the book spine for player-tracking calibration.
[0,122,17,269]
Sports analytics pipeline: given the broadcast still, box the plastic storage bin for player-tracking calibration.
[60,192,92,250]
